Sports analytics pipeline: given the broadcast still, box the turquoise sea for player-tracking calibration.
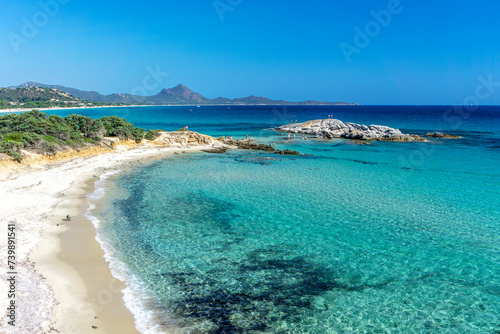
[65,105,499,333]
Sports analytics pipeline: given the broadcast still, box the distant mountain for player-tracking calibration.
[150,84,210,104]
[11,82,357,105]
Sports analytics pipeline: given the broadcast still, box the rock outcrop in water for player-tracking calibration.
[274,149,300,155]
[425,132,461,139]
[224,139,274,151]
[276,119,426,142]
[220,139,303,155]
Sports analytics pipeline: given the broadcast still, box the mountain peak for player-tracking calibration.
[160,84,193,95]
[174,84,189,90]
[15,82,46,89]
[157,84,209,104]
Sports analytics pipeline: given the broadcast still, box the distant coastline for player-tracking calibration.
[4,82,357,107]
[0,105,129,114]
[0,103,358,115]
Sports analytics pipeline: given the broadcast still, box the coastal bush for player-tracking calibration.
[132,127,146,143]
[20,133,42,148]
[0,139,23,151]
[65,113,103,139]
[0,140,23,162]
[39,141,58,154]
[144,129,162,141]
[100,116,132,137]
[3,133,23,142]
[43,135,56,143]
[10,151,22,162]
[0,110,152,161]
[83,137,99,145]
[64,139,80,148]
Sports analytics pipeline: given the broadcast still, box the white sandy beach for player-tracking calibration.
[0,138,220,333]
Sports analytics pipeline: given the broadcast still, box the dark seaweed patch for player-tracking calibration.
[486,144,500,150]
[483,286,500,296]
[350,159,379,165]
[232,152,282,165]
[299,153,386,166]
[159,248,394,333]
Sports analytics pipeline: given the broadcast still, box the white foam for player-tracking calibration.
[86,171,178,334]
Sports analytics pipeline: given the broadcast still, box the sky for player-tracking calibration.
[1,0,500,105]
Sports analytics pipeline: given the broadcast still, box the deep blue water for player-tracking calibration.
[44,104,500,140]
[75,105,500,333]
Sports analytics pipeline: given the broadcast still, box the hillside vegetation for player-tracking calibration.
[0,110,160,161]
[0,87,119,109]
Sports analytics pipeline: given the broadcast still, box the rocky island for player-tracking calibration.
[276,119,426,142]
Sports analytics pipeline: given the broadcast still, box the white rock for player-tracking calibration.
[276,119,423,142]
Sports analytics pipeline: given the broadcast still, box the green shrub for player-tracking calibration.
[144,129,162,141]
[0,140,23,150]
[64,139,79,148]
[0,140,24,161]
[132,127,145,143]
[43,135,56,143]
[40,141,58,154]
[3,133,23,142]
[10,151,22,162]
[20,133,42,147]
[83,138,99,144]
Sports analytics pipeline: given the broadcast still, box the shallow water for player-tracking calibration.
[84,105,500,333]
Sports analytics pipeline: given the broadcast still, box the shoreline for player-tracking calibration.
[0,143,216,333]
[33,171,140,333]
[0,105,145,114]
[0,103,359,114]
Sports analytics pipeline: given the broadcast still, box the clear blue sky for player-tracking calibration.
[1,0,500,105]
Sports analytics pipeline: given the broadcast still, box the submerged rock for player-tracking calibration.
[425,132,461,139]
[274,149,300,155]
[222,139,302,155]
[276,119,426,142]
[223,139,276,152]
[237,142,275,151]
[202,147,228,154]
